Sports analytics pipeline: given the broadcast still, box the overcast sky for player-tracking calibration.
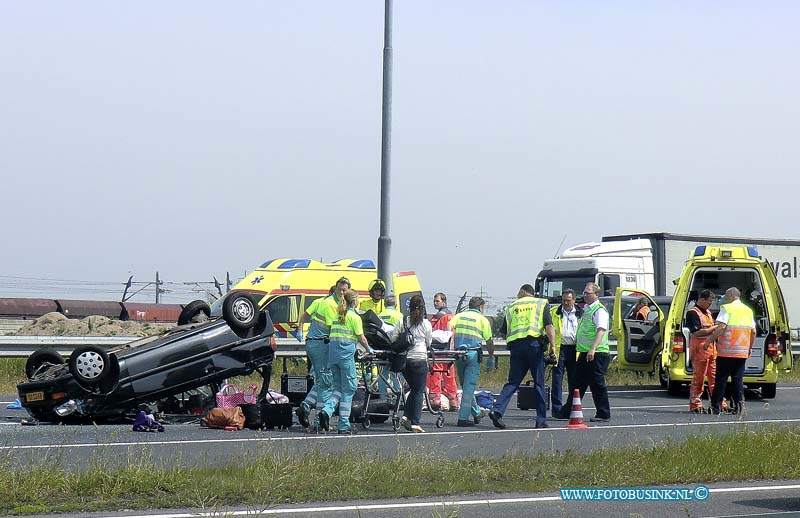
[1,2,799,308]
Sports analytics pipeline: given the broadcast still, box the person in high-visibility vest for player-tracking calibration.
[704,287,756,415]
[448,296,495,427]
[560,282,612,422]
[358,278,387,314]
[489,284,555,430]
[317,288,372,434]
[379,295,403,326]
[294,284,340,429]
[687,289,721,413]
[549,288,583,420]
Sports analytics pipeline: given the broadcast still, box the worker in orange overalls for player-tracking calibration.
[687,289,722,413]
[426,292,459,411]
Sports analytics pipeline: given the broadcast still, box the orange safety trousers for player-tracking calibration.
[689,343,717,411]
[427,364,459,407]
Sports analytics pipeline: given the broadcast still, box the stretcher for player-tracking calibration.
[354,348,466,430]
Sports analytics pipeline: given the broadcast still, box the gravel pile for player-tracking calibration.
[15,312,174,337]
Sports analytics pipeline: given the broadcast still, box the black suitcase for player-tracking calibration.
[279,357,313,406]
[349,387,390,424]
[260,400,293,429]
[517,380,550,411]
[239,403,262,430]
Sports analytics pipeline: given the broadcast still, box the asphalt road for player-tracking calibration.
[2,384,799,470]
[3,385,800,517]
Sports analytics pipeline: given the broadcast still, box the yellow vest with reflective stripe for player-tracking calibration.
[450,309,492,349]
[717,300,754,359]
[505,296,547,343]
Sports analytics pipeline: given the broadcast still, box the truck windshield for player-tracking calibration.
[539,276,594,300]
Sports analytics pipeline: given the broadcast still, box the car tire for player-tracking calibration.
[69,346,111,385]
[656,354,668,388]
[178,300,211,325]
[222,293,260,330]
[761,383,777,399]
[25,349,64,379]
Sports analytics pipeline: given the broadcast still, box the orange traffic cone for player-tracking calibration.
[566,388,590,430]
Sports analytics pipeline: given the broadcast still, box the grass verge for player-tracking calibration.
[2,426,799,515]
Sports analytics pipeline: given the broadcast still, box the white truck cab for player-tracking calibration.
[536,239,655,301]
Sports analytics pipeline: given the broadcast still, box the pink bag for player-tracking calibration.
[215,383,259,408]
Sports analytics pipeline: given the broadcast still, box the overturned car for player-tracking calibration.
[17,293,275,422]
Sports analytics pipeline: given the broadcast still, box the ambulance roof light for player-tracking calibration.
[278,259,311,269]
[694,246,706,257]
[747,246,759,257]
[348,259,375,269]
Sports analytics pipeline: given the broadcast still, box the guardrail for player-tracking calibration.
[9,336,799,365]
[0,336,523,359]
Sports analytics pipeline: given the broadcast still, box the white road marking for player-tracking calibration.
[86,483,800,517]
[3,417,800,451]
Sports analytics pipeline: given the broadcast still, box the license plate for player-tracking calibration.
[25,391,44,402]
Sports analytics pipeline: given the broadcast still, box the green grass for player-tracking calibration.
[1,426,799,515]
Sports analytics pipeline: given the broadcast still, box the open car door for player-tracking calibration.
[612,288,665,372]
[759,261,793,372]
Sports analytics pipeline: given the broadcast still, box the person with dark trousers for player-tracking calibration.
[705,287,756,415]
[550,289,582,419]
[489,284,555,429]
[561,282,612,422]
[396,295,432,433]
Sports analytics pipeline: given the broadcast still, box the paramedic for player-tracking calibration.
[687,289,720,413]
[359,278,387,314]
[448,297,494,427]
[318,289,371,434]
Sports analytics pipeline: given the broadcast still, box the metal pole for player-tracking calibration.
[377,0,394,295]
[155,271,160,303]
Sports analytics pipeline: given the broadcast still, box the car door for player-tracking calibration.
[612,288,664,371]
[759,261,793,371]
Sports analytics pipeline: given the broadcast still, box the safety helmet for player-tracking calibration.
[368,278,386,293]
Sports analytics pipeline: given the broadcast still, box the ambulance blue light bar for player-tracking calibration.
[278,259,311,269]
[694,246,706,256]
[349,259,375,269]
[747,246,759,257]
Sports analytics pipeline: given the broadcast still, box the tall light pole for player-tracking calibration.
[377,0,394,295]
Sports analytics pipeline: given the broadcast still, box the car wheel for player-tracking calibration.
[25,349,64,378]
[761,383,777,399]
[177,300,211,325]
[222,293,260,330]
[656,354,668,388]
[667,375,682,396]
[69,346,111,385]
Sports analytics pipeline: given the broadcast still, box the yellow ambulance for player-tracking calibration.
[212,258,423,338]
[612,245,792,398]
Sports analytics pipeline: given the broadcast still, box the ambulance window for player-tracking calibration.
[265,295,300,323]
[399,291,423,316]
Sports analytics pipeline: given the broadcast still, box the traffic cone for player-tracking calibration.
[566,388,590,430]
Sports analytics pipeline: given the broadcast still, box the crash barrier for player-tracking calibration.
[0,336,528,359]
[3,337,798,368]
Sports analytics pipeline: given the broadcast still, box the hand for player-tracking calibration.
[486,356,495,369]
[702,341,710,351]
[587,350,595,362]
